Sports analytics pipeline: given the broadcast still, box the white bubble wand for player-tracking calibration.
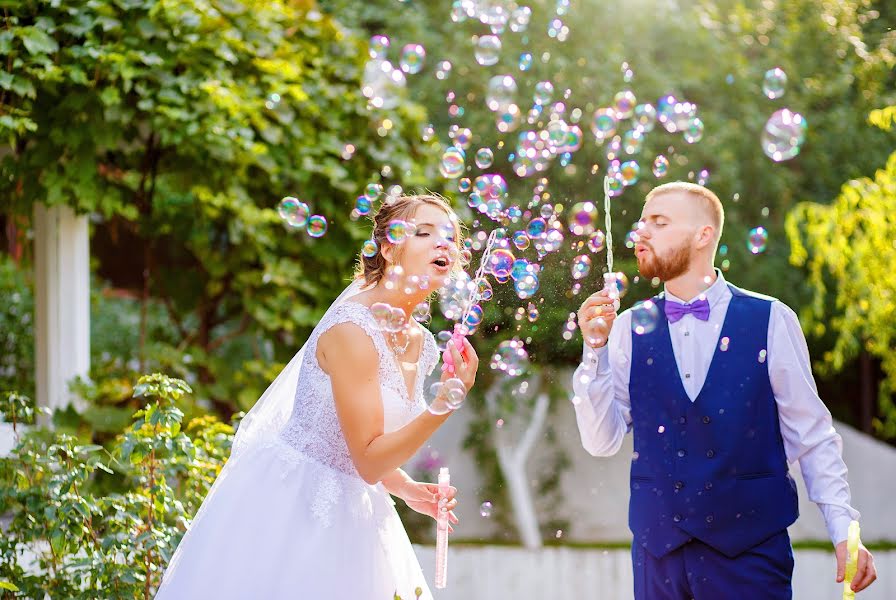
[602,176,620,308]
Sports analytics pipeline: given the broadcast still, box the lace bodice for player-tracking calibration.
[279,301,439,478]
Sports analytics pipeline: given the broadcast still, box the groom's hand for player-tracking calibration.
[835,540,877,592]
[578,288,617,349]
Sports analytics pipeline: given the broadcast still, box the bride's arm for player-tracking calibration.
[319,323,477,485]
[380,468,414,497]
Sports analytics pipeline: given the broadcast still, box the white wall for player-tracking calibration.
[414,545,896,600]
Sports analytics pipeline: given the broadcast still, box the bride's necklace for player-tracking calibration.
[388,327,411,355]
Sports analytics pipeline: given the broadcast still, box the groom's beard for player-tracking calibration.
[637,239,692,281]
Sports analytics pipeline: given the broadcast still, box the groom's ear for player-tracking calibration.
[694,224,716,250]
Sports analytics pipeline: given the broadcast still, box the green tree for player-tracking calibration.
[1,0,435,416]
[786,106,896,439]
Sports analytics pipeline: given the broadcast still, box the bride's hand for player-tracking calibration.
[400,481,459,532]
[442,337,478,392]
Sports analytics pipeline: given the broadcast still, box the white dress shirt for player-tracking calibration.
[571,270,859,545]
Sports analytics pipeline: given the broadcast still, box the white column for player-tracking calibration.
[33,203,90,421]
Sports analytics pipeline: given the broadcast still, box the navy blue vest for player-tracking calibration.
[628,285,799,558]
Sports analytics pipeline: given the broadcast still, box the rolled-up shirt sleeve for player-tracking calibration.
[571,310,633,457]
[769,301,860,544]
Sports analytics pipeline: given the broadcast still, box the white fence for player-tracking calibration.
[415,545,895,600]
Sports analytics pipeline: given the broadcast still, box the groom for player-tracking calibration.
[571,182,877,598]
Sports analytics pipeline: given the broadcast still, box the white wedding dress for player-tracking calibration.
[156,301,439,599]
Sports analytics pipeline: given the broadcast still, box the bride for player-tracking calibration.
[156,194,479,599]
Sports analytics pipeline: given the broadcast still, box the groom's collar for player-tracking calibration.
[663,268,728,308]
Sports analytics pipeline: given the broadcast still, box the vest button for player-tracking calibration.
[673,514,682,523]
[674,481,684,490]
[706,450,715,458]
[677,449,686,458]
[678,417,686,425]
[706,515,714,523]
[702,416,711,424]
[704,482,713,490]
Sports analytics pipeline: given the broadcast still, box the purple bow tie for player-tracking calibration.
[664,298,711,323]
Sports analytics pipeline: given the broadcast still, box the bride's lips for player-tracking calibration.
[431,255,451,274]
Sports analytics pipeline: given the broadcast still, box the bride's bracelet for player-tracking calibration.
[426,378,467,416]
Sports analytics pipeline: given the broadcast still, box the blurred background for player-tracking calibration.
[1,0,894,597]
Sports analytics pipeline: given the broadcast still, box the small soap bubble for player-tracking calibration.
[591,108,618,141]
[278,196,310,229]
[683,117,704,143]
[519,52,533,71]
[613,90,637,119]
[475,147,495,169]
[652,155,669,178]
[571,255,592,280]
[306,215,327,237]
[763,67,787,100]
[356,196,373,215]
[762,108,806,162]
[387,220,409,243]
[440,146,466,178]
[412,302,431,323]
[632,300,660,335]
[747,226,768,254]
[490,338,529,376]
[400,44,426,74]
[474,35,502,66]
[361,239,379,258]
[587,230,606,253]
[568,202,598,236]
[479,501,493,518]
[533,81,554,105]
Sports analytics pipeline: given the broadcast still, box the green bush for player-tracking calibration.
[0,374,233,599]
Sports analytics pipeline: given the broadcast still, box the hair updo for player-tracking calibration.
[355,193,465,287]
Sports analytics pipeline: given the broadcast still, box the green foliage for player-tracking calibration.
[0,374,233,599]
[0,255,34,398]
[1,0,436,416]
[786,143,896,438]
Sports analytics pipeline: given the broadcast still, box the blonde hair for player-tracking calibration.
[355,193,465,286]
[645,182,724,244]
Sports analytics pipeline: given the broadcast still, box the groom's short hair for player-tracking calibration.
[645,182,724,243]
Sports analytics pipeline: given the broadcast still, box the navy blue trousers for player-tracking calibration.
[632,530,794,599]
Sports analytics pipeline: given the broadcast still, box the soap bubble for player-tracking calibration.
[458,177,472,193]
[486,75,518,112]
[591,108,618,141]
[361,239,379,258]
[490,338,529,376]
[475,35,502,66]
[475,147,495,169]
[526,217,547,238]
[306,215,327,237]
[512,230,530,250]
[683,117,704,143]
[514,273,540,298]
[518,52,533,71]
[400,44,426,74]
[747,226,768,254]
[631,299,661,335]
[620,160,640,185]
[365,183,383,201]
[355,196,373,215]
[479,501,493,518]
[362,58,406,110]
[387,220,409,243]
[487,248,515,278]
[587,230,606,253]
[369,35,390,59]
[763,67,787,100]
[633,103,657,132]
[652,155,669,178]
[533,81,554,105]
[571,255,592,280]
[568,201,598,236]
[278,196,309,228]
[613,90,636,119]
[440,146,466,178]
[439,271,475,320]
[761,108,806,162]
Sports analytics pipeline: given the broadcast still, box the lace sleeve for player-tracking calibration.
[312,302,390,362]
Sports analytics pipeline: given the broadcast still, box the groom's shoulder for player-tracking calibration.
[726,283,778,304]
